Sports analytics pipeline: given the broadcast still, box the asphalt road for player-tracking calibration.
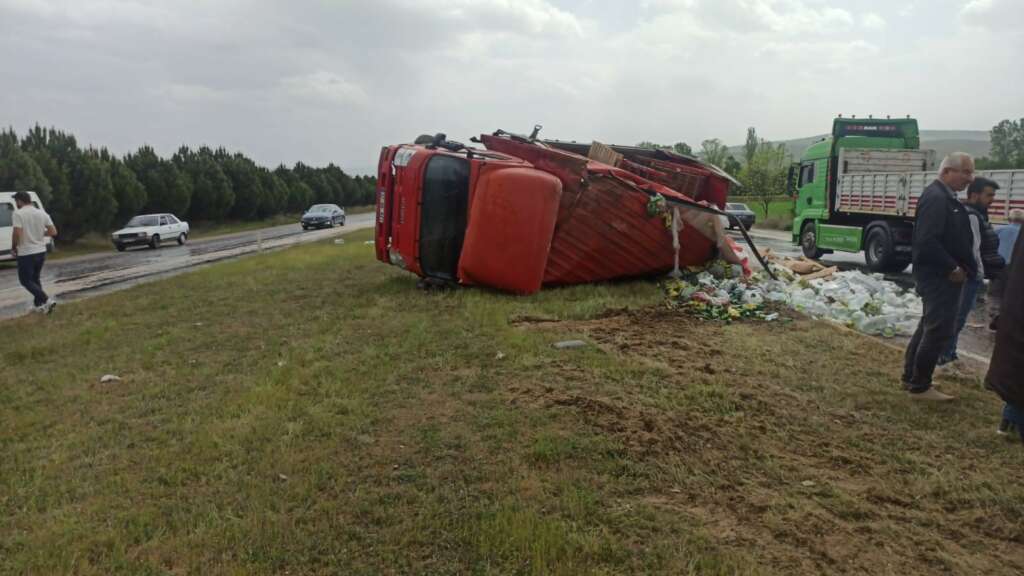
[731,226,995,367]
[0,212,376,319]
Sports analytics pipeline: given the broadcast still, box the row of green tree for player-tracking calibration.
[0,126,375,243]
[976,118,1024,169]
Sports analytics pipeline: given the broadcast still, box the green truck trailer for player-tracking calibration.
[791,117,1024,272]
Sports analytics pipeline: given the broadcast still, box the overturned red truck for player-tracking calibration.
[374,129,759,295]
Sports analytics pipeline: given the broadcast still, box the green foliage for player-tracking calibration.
[102,150,147,226]
[739,135,790,216]
[257,169,288,219]
[743,127,759,166]
[977,118,1024,169]
[723,155,742,176]
[636,141,693,156]
[20,126,75,222]
[60,149,117,241]
[275,165,313,212]
[124,146,191,216]
[173,146,235,222]
[0,129,52,199]
[699,138,737,171]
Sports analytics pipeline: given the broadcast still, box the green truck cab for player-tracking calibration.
[791,117,926,272]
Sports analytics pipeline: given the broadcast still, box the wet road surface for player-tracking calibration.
[0,213,375,319]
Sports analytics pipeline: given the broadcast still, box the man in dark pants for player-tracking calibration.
[902,153,976,401]
[940,177,1004,364]
[11,191,58,313]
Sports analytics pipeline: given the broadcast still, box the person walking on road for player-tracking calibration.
[986,227,1024,443]
[901,152,976,401]
[11,191,58,314]
[940,177,1005,364]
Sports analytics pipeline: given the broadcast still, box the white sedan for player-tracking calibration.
[111,213,190,251]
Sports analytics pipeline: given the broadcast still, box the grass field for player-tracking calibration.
[2,229,1022,575]
[732,196,795,231]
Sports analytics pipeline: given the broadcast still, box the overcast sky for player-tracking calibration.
[1,0,1021,174]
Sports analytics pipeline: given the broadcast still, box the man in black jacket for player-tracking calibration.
[902,152,976,400]
[941,177,1005,364]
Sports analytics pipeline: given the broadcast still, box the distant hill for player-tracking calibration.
[727,130,991,162]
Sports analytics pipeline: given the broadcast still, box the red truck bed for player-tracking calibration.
[375,132,746,294]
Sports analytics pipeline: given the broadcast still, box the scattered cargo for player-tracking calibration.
[665,249,923,338]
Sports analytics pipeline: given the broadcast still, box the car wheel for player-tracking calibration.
[115,244,126,252]
[149,234,161,249]
[800,221,823,259]
[177,233,187,245]
[340,217,345,226]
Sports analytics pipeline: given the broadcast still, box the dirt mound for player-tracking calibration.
[513,307,1024,575]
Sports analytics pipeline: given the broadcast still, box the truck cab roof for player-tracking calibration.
[800,118,921,162]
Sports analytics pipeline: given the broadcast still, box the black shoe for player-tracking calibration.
[998,419,1016,436]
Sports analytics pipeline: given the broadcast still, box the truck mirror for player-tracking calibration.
[786,164,798,197]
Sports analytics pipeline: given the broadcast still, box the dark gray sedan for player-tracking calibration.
[301,204,346,230]
[724,202,756,230]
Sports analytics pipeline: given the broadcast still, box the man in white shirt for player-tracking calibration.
[11,191,58,314]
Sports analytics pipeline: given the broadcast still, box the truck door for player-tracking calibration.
[796,161,818,212]
[418,155,470,281]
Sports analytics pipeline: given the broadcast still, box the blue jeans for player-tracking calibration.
[1004,403,1024,428]
[944,277,982,360]
[16,252,48,307]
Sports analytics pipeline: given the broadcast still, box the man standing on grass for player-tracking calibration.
[940,177,1005,364]
[11,191,58,314]
[901,152,975,401]
[986,227,1024,443]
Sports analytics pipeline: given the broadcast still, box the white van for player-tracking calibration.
[0,191,55,262]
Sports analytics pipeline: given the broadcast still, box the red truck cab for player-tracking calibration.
[375,143,550,284]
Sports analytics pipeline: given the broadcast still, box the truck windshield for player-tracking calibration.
[419,155,470,280]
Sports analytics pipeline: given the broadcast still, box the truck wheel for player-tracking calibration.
[865,227,900,272]
[800,221,823,259]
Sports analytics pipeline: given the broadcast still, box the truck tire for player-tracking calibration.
[800,221,823,259]
[864,226,909,273]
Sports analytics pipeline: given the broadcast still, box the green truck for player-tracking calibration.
[791,117,1023,272]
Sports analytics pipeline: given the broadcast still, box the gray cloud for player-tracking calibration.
[1,0,1020,175]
